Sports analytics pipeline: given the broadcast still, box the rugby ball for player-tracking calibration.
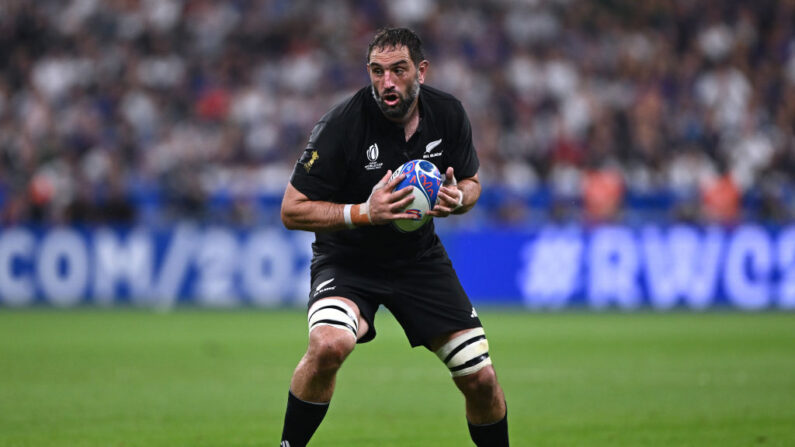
[389,159,442,232]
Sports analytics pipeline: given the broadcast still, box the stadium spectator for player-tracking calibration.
[583,165,624,223]
[701,159,742,224]
[0,0,792,226]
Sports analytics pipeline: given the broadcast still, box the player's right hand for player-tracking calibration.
[366,170,416,225]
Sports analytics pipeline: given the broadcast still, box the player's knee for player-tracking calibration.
[307,330,355,372]
[455,365,499,398]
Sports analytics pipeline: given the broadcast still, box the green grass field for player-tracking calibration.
[0,310,793,447]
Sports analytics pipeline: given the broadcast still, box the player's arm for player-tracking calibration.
[429,168,481,217]
[429,101,480,218]
[451,172,481,214]
[281,171,416,232]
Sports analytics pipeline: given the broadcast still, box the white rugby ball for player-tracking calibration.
[389,159,443,232]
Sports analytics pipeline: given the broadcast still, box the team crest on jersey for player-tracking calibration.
[365,143,383,171]
[423,138,444,159]
[302,150,319,172]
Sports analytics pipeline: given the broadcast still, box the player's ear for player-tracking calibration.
[417,60,429,83]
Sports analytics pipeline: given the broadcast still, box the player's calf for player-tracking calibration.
[455,366,500,405]
[454,366,505,423]
[281,299,362,447]
[434,328,509,446]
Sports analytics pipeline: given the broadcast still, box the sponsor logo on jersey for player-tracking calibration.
[365,143,383,170]
[471,307,478,318]
[423,138,443,159]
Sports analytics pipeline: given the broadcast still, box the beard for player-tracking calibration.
[372,75,421,121]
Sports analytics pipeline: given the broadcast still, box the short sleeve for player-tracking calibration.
[452,104,479,179]
[289,115,348,201]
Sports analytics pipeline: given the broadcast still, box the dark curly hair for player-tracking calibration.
[366,27,425,66]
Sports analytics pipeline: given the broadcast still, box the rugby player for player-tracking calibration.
[279,27,509,446]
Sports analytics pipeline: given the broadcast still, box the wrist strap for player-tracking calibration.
[352,202,372,225]
[343,204,354,228]
[344,203,372,228]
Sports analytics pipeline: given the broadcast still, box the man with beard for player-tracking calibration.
[278,28,509,446]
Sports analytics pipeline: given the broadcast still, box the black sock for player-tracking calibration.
[280,390,330,447]
[467,409,509,447]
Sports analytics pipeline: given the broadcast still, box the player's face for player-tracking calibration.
[368,45,428,122]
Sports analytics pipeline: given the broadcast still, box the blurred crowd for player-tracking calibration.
[1,0,794,228]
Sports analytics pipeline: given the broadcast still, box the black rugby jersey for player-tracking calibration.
[289,84,479,263]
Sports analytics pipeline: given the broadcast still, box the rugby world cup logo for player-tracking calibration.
[367,143,379,162]
[364,143,383,171]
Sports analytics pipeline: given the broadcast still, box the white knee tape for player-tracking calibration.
[308,299,358,340]
[435,327,493,377]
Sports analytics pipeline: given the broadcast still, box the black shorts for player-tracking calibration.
[307,249,482,348]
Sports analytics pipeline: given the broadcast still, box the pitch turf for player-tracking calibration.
[0,309,793,446]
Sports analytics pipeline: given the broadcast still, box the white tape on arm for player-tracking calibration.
[454,189,464,210]
[358,200,371,224]
[344,203,371,228]
[446,173,463,210]
[343,204,354,228]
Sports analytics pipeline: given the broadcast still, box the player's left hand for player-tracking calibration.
[429,167,463,218]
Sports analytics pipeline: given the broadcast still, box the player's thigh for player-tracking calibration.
[386,254,481,347]
[308,260,385,343]
[309,296,370,341]
[428,328,470,352]
[429,326,494,379]
[307,296,370,342]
